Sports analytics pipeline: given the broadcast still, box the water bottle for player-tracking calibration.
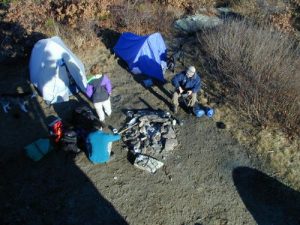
[206,108,214,118]
[195,109,205,118]
[113,128,118,134]
[193,104,205,118]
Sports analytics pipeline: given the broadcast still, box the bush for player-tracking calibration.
[199,19,300,137]
[108,0,176,35]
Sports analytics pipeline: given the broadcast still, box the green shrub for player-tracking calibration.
[200,19,300,137]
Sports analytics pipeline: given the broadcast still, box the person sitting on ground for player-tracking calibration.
[86,64,112,122]
[171,65,201,113]
[86,126,121,164]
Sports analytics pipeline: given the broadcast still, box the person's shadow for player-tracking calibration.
[233,167,300,225]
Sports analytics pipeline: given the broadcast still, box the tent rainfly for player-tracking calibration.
[29,36,87,104]
[113,32,167,82]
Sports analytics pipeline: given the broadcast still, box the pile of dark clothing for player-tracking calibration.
[48,105,102,154]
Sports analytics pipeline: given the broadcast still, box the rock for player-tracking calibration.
[162,126,176,139]
[152,143,163,152]
[164,139,178,152]
[139,126,147,134]
[152,132,161,142]
[174,13,222,33]
[139,115,169,123]
[133,141,141,149]
[160,125,168,133]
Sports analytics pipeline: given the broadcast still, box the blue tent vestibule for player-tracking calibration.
[113,32,167,82]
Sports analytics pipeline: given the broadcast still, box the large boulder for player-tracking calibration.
[174,13,222,33]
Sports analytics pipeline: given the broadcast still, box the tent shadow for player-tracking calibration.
[94,27,121,54]
[127,54,173,110]
[0,94,128,225]
[0,151,128,225]
[93,26,130,71]
[0,20,128,224]
[232,167,300,225]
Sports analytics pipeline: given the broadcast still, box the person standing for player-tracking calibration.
[171,65,201,113]
[86,64,112,122]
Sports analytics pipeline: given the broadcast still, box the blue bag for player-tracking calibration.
[25,138,52,161]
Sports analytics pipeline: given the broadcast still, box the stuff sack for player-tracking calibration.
[72,105,102,132]
[61,129,80,153]
[48,117,63,143]
[25,138,52,161]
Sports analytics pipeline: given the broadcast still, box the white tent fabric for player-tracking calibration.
[29,36,87,104]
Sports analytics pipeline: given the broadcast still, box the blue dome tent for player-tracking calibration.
[113,32,167,82]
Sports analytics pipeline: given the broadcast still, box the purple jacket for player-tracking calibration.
[86,74,112,102]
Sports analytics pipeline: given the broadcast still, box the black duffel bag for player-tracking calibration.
[72,105,103,132]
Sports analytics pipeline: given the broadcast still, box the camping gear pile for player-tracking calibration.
[120,109,179,173]
[25,105,102,161]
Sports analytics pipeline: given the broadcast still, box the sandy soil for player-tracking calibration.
[1,40,300,225]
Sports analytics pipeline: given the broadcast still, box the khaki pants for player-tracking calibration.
[94,97,111,122]
[172,92,197,107]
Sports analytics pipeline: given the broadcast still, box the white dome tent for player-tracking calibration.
[29,36,87,104]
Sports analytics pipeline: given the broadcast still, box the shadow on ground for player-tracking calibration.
[0,151,128,225]
[233,167,300,225]
[0,89,128,225]
[0,22,128,223]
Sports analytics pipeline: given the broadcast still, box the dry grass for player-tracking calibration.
[108,0,178,36]
[211,102,300,190]
[222,0,295,34]
[196,18,300,189]
[199,19,300,138]
[256,127,300,190]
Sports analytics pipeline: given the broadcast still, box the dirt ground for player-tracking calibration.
[1,39,300,225]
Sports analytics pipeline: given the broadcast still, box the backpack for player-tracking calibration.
[61,129,80,153]
[48,118,63,143]
[167,56,175,73]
